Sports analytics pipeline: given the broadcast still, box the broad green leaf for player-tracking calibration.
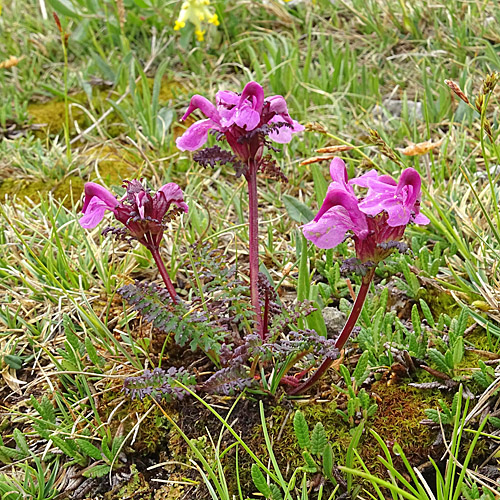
[83,464,111,478]
[282,195,314,224]
[310,423,327,455]
[76,439,102,461]
[293,411,310,449]
[352,351,370,386]
[251,464,271,497]
[47,0,82,18]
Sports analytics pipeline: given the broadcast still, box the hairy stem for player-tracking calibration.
[150,247,178,304]
[288,267,375,395]
[247,160,263,337]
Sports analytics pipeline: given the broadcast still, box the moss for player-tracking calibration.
[0,176,84,208]
[420,288,460,318]
[466,328,499,353]
[363,382,441,477]
[83,145,139,186]
[28,98,87,137]
[100,392,175,456]
[27,78,185,141]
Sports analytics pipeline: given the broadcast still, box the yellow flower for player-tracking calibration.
[174,0,219,41]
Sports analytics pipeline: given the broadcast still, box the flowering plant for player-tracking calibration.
[177,81,303,338]
[80,180,188,303]
[289,158,429,394]
[174,0,220,41]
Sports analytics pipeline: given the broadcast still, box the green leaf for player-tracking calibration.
[4,355,22,370]
[306,303,328,337]
[428,349,450,374]
[424,408,441,424]
[419,299,435,328]
[297,235,310,304]
[251,464,272,497]
[85,335,101,367]
[293,411,310,449]
[50,435,83,463]
[456,308,468,338]
[452,337,464,366]
[111,436,125,457]
[13,429,30,456]
[47,0,82,18]
[282,195,314,224]
[339,364,351,386]
[76,439,102,461]
[270,483,283,500]
[367,404,378,417]
[322,443,334,483]
[64,315,80,352]
[310,423,327,455]
[352,351,370,386]
[489,417,500,429]
[0,445,26,461]
[302,451,318,473]
[411,304,421,336]
[83,464,111,478]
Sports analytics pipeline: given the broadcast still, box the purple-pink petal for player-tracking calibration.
[82,182,117,213]
[267,95,293,123]
[268,117,304,144]
[329,158,349,184]
[349,169,380,188]
[234,105,261,130]
[176,119,216,151]
[80,197,113,229]
[216,90,239,106]
[396,168,421,207]
[239,81,264,114]
[158,183,189,213]
[303,207,351,249]
[413,212,430,225]
[181,95,221,124]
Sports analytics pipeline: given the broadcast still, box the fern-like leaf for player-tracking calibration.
[251,464,271,497]
[293,411,310,449]
[428,349,450,374]
[310,422,327,455]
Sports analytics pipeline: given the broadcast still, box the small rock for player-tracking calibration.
[373,99,423,125]
[322,307,346,338]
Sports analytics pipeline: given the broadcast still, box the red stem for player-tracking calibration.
[247,160,263,338]
[150,247,178,304]
[288,267,375,395]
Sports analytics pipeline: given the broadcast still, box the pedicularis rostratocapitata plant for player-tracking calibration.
[79,81,429,396]
[176,81,304,339]
[79,179,188,303]
[291,158,429,394]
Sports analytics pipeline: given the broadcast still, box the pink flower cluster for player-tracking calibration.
[302,158,429,263]
[80,180,188,251]
[176,81,304,163]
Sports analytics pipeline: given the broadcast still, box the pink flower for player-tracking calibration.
[302,158,429,263]
[356,168,430,226]
[176,81,304,161]
[80,183,119,229]
[79,180,188,251]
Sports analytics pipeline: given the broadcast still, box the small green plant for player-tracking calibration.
[394,256,423,299]
[334,352,378,425]
[427,308,467,377]
[343,385,493,500]
[252,409,339,500]
[424,392,461,426]
[472,360,498,390]
[0,458,59,500]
